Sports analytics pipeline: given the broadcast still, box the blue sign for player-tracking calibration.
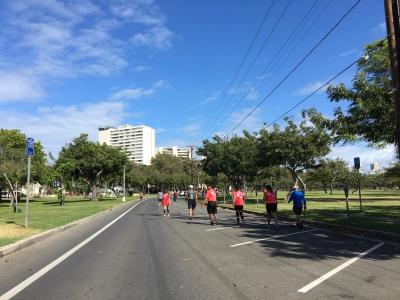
[27,137,34,157]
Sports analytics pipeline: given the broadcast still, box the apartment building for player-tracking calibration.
[157,146,192,160]
[99,125,156,165]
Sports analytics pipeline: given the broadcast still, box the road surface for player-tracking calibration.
[0,198,399,299]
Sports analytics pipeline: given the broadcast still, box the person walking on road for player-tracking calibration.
[186,185,197,222]
[205,185,218,225]
[162,190,171,217]
[139,192,143,201]
[232,186,245,224]
[158,191,163,206]
[173,190,178,203]
[263,185,278,229]
[288,186,307,228]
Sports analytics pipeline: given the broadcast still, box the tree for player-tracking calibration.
[198,133,258,188]
[257,112,332,190]
[316,40,394,148]
[56,134,127,201]
[0,129,47,205]
[307,158,348,194]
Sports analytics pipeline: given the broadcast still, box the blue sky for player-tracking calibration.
[0,0,395,170]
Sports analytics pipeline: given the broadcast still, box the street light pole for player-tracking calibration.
[123,164,126,202]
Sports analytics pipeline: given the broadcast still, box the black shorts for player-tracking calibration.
[158,198,162,202]
[207,201,217,214]
[188,200,196,209]
[266,203,277,214]
[234,205,243,211]
[293,206,303,215]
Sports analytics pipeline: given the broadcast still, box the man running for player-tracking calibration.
[139,191,144,201]
[288,186,307,227]
[186,185,197,222]
[162,190,171,216]
[158,191,163,206]
[205,185,218,225]
[263,185,278,228]
[232,186,245,224]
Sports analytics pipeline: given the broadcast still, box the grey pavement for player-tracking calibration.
[0,198,399,299]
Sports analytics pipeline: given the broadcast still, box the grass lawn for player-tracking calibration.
[0,195,153,247]
[217,190,400,234]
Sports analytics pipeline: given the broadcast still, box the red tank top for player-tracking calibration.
[233,191,244,205]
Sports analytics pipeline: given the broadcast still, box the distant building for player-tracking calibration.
[369,161,382,175]
[99,125,155,165]
[157,146,192,160]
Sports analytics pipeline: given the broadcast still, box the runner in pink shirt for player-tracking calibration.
[263,185,278,228]
[162,191,170,217]
[205,185,218,225]
[232,186,245,224]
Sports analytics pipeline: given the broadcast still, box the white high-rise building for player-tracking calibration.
[157,146,192,160]
[99,125,156,165]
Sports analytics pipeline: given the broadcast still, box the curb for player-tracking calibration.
[0,198,147,258]
[220,205,400,245]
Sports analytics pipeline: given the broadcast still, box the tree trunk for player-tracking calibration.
[2,171,16,206]
[91,184,97,201]
[323,185,327,193]
[329,182,333,195]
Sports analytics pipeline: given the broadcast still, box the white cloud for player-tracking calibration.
[181,124,201,137]
[134,65,151,72]
[108,80,166,101]
[327,144,396,170]
[0,0,175,102]
[295,79,329,96]
[0,72,44,102]
[0,100,126,156]
[131,25,175,49]
[109,87,155,101]
[245,87,259,100]
[198,91,220,106]
[215,107,262,136]
[338,49,360,57]
[372,22,386,35]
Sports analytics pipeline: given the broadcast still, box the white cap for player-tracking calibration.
[189,185,193,189]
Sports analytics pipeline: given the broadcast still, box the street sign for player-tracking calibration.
[27,137,34,157]
[354,157,360,170]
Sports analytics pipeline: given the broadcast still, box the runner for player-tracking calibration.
[173,190,178,203]
[158,190,163,206]
[288,186,307,227]
[263,185,278,228]
[205,185,218,225]
[162,190,171,217]
[186,185,197,222]
[139,191,143,201]
[232,186,245,225]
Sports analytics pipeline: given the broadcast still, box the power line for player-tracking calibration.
[207,0,293,134]
[222,0,323,125]
[229,0,363,133]
[264,39,386,127]
[202,0,276,134]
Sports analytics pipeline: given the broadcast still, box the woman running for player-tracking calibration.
[232,186,245,224]
[263,185,278,228]
[162,190,171,217]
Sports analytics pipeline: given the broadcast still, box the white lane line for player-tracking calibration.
[206,226,235,232]
[230,229,317,248]
[298,242,385,294]
[0,200,145,300]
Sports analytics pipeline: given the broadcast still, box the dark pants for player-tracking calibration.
[235,205,244,222]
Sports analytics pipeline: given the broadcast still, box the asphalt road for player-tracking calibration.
[0,198,399,299]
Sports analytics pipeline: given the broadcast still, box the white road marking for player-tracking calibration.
[298,242,385,293]
[230,229,317,247]
[0,200,145,300]
[206,226,235,232]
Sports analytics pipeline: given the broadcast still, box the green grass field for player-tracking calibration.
[0,195,153,247]
[217,190,400,234]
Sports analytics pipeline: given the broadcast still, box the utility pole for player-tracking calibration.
[187,145,195,160]
[384,0,400,156]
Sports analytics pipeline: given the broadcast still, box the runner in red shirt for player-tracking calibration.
[162,191,170,217]
[263,185,278,228]
[232,186,245,224]
[205,185,218,225]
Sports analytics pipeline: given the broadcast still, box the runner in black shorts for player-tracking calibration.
[186,185,197,221]
[263,185,278,228]
[205,185,218,225]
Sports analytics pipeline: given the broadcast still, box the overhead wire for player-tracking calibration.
[220,0,323,127]
[229,0,364,133]
[202,0,276,134]
[206,0,293,134]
